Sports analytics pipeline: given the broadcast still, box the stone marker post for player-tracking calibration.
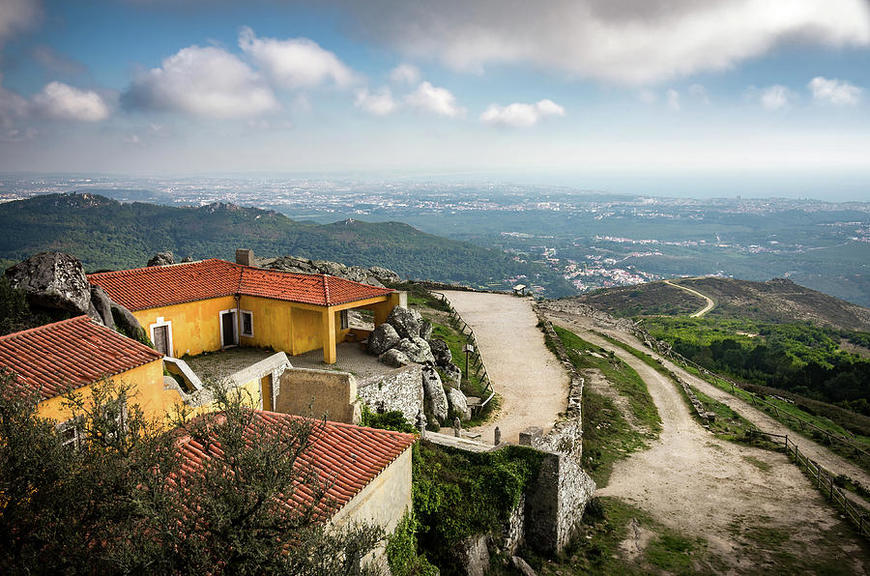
[494,426,501,445]
[416,410,427,440]
[453,416,462,437]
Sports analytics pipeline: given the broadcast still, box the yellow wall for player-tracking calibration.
[134,296,237,357]
[291,306,324,355]
[238,295,293,352]
[37,359,182,426]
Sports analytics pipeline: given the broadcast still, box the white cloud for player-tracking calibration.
[238,26,356,90]
[480,98,564,127]
[405,81,464,117]
[666,89,680,111]
[0,76,28,129]
[355,86,397,116]
[637,89,657,104]
[688,83,709,103]
[759,85,793,110]
[334,0,870,84]
[0,0,39,46]
[32,81,110,121]
[390,63,420,85]
[808,76,862,105]
[123,45,278,119]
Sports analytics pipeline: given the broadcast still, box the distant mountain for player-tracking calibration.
[567,276,870,332]
[0,193,574,296]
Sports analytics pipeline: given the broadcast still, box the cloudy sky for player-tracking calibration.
[0,0,869,198]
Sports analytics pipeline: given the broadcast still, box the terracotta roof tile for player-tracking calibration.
[0,316,163,401]
[175,411,416,519]
[88,259,394,310]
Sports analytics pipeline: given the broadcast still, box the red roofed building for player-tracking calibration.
[88,256,402,366]
[0,316,179,441]
[176,411,416,535]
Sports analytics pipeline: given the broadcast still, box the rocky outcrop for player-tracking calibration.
[6,252,96,317]
[379,349,411,368]
[422,365,448,422]
[428,338,453,366]
[89,285,115,329]
[447,386,471,421]
[395,337,435,364]
[367,323,400,355]
[419,319,433,340]
[441,362,463,388]
[147,252,175,266]
[386,306,423,339]
[256,255,402,288]
[111,301,144,340]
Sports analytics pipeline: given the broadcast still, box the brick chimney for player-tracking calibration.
[236,249,254,266]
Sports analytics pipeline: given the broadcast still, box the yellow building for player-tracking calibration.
[0,316,178,441]
[89,258,401,364]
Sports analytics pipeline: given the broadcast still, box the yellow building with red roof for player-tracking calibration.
[88,258,402,364]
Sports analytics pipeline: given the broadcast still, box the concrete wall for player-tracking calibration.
[331,446,413,534]
[275,367,360,423]
[357,365,424,423]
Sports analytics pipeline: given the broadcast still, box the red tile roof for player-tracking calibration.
[88,259,395,311]
[0,316,163,401]
[175,411,416,519]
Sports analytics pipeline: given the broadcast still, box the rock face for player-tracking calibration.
[419,319,433,341]
[147,252,175,266]
[395,337,435,364]
[422,365,448,422]
[111,301,144,339]
[386,306,423,339]
[447,386,471,421]
[90,285,115,329]
[367,323,400,355]
[428,338,453,366]
[6,252,94,317]
[256,255,401,288]
[379,349,411,368]
[441,362,463,388]
[450,535,490,576]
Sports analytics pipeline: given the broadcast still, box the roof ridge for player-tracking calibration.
[0,315,90,341]
[323,275,331,305]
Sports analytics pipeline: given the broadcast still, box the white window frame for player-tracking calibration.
[149,317,173,358]
[219,309,238,348]
[58,417,85,450]
[240,309,254,338]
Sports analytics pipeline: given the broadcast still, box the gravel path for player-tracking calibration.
[438,291,569,443]
[549,312,868,573]
[665,279,716,317]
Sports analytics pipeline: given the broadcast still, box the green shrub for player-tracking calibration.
[386,513,439,576]
[360,405,418,434]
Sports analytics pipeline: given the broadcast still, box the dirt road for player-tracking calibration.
[438,291,569,443]
[549,311,868,573]
[665,279,716,317]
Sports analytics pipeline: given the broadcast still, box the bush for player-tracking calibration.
[360,405,417,434]
[386,513,439,576]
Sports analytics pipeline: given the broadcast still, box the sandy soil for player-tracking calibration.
[550,312,868,574]
[438,291,569,443]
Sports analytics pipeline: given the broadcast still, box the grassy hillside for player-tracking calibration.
[0,193,574,296]
[569,277,870,332]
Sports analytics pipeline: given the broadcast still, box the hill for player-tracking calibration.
[0,193,574,296]
[569,277,870,333]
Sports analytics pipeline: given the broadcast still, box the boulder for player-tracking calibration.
[441,362,463,388]
[447,386,471,421]
[386,306,422,339]
[111,301,144,340]
[450,535,490,576]
[395,337,435,364]
[422,365,449,422]
[90,285,115,329]
[419,319,433,341]
[369,265,401,285]
[367,323,401,355]
[6,252,93,316]
[147,252,175,266]
[379,349,411,368]
[180,256,193,263]
[511,556,538,576]
[428,338,453,366]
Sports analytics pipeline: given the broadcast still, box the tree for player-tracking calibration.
[0,372,384,575]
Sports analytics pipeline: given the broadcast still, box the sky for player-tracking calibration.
[0,0,869,200]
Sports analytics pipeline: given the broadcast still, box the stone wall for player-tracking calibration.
[357,365,424,423]
[276,367,360,424]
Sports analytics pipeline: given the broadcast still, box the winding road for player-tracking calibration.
[664,279,716,317]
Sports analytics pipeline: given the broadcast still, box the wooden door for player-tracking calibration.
[153,325,169,356]
[221,311,237,347]
[261,374,273,411]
